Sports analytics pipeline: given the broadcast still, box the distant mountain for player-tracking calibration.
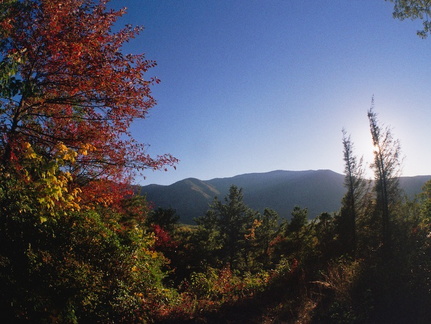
[138,170,431,224]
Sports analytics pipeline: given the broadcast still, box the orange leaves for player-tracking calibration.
[78,143,96,156]
[0,3,179,317]
[79,179,133,209]
[244,218,262,240]
[0,0,177,207]
[54,142,77,162]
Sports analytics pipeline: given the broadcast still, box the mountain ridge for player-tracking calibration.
[138,170,431,224]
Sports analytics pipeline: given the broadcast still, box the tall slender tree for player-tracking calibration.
[339,129,369,256]
[368,98,402,252]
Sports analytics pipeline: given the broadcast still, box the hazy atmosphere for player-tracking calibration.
[111,1,431,185]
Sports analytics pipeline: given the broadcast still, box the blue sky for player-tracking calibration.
[111,1,431,185]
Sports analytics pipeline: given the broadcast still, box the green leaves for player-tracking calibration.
[387,0,431,38]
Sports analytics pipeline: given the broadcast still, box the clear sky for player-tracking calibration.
[111,0,431,186]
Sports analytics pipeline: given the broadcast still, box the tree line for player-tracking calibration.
[145,99,428,322]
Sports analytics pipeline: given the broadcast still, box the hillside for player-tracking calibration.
[138,170,431,224]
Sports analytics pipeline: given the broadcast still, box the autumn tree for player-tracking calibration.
[0,1,178,321]
[0,0,177,207]
[368,99,402,253]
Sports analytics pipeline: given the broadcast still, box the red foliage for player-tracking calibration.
[0,0,177,204]
[152,224,177,249]
[79,180,133,209]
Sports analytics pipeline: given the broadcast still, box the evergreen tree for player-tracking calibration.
[284,206,312,261]
[368,98,402,254]
[195,185,257,270]
[254,208,280,268]
[339,129,369,256]
[146,207,179,232]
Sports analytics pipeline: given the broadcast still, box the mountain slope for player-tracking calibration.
[206,170,345,220]
[139,170,431,224]
[137,178,220,224]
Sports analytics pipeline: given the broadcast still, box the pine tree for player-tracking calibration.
[368,98,402,253]
[195,185,257,270]
[339,129,369,256]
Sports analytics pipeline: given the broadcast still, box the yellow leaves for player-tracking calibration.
[11,141,109,220]
[24,141,81,164]
[55,142,77,162]
[144,249,160,259]
[56,142,68,154]
[244,219,262,240]
[78,143,96,156]
[23,142,40,161]
[253,219,263,228]
[37,170,82,215]
[17,141,85,219]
